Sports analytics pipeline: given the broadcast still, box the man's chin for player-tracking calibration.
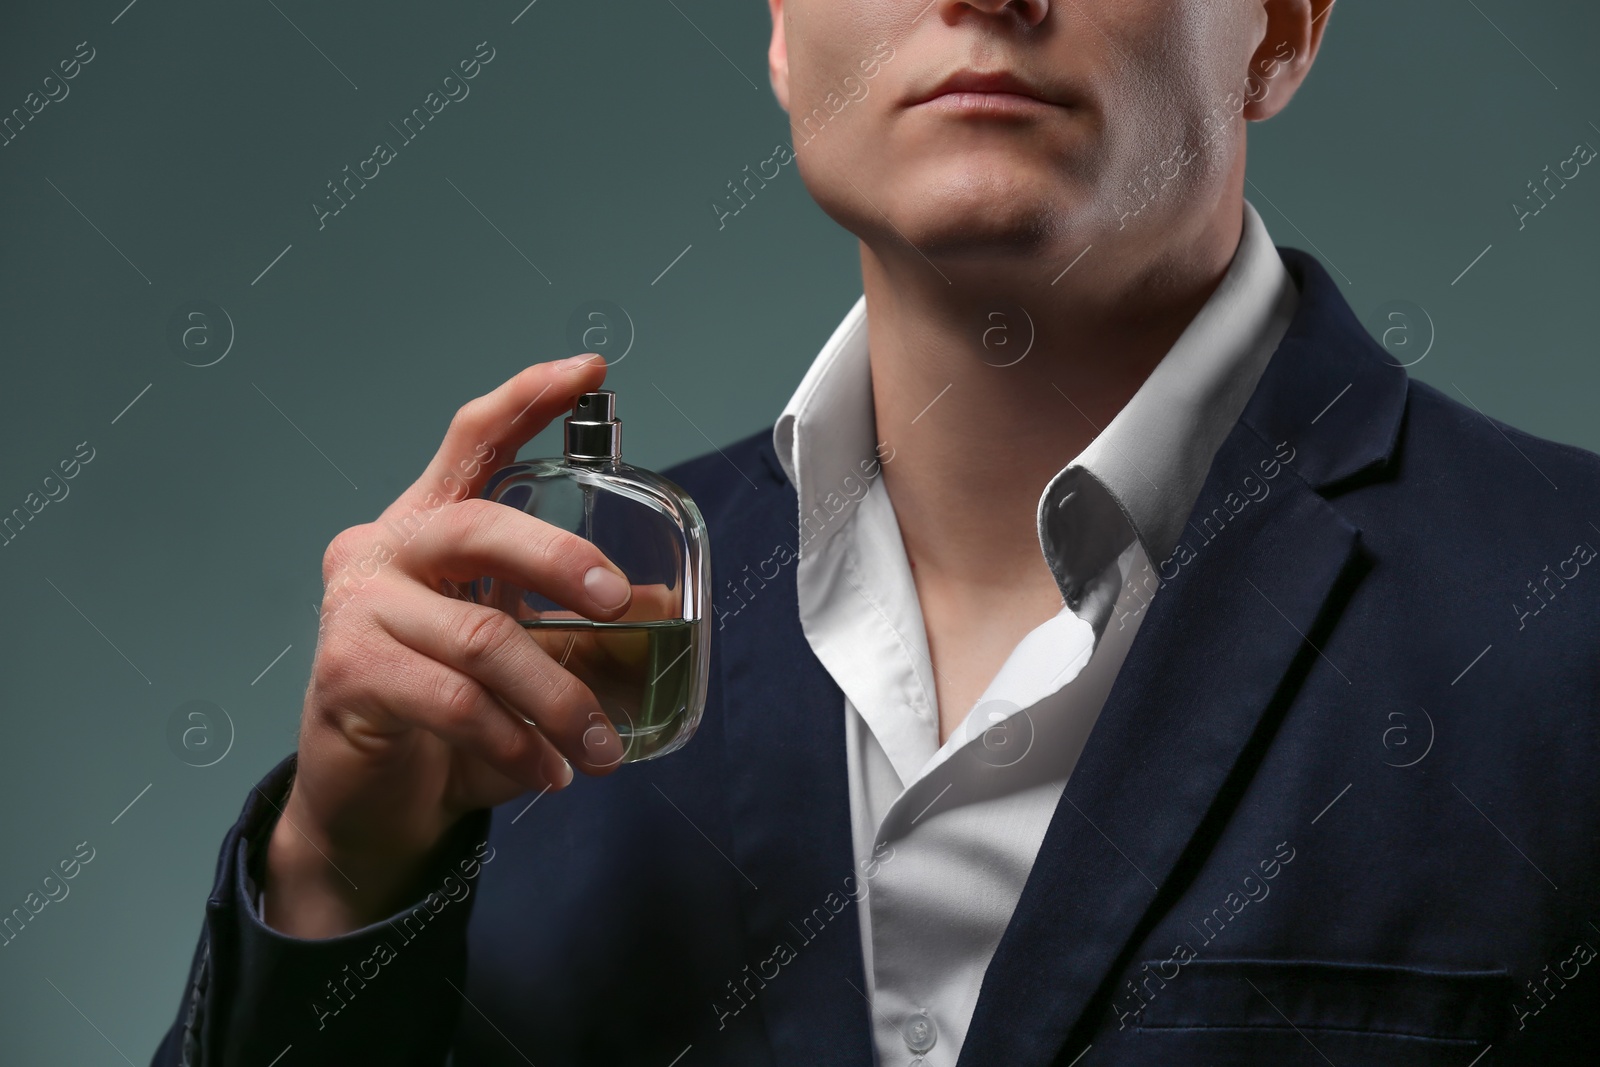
[880,197,1078,261]
[855,164,1096,256]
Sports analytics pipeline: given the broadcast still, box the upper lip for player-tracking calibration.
[909,69,1061,106]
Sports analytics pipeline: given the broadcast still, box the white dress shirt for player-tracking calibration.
[771,200,1297,1066]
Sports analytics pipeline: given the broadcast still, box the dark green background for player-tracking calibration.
[1,1,1595,1060]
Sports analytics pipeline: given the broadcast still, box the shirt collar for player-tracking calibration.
[774,199,1297,605]
[772,291,876,555]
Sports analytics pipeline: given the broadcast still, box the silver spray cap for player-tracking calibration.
[564,390,621,461]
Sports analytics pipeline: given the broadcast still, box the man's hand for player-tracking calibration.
[264,354,629,938]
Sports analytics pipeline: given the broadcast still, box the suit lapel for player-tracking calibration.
[958,249,1408,1066]
[958,427,1361,1064]
[713,447,876,1066]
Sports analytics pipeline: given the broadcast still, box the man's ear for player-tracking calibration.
[768,0,790,111]
[1244,0,1334,122]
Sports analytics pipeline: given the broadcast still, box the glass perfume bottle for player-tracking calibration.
[469,390,711,763]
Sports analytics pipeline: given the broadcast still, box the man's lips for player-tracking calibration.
[916,90,1059,118]
[907,69,1067,113]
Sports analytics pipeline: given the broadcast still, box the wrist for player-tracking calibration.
[260,787,445,938]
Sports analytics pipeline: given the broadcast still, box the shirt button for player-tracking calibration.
[904,1009,937,1053]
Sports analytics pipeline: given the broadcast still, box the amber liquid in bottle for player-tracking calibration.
[518,618,699,762]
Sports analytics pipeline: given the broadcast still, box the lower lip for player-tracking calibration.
[915,91,1059,117]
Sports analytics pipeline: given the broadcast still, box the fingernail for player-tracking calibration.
[542,745,574,789]
[584,566,630,610]
[561,353,600,370]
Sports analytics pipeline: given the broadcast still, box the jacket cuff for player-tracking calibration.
[153,753,494,1066]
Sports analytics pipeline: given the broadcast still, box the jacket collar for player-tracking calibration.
[1239,248,1408,492]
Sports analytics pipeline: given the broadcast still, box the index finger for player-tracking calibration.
[382,353,607,524]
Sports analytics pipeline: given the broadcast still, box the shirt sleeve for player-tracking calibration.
[150,754,494,1066]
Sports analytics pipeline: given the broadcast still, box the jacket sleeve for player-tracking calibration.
[150,754,493,1066]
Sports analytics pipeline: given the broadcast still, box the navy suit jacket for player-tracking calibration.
[155,249,1600,1066]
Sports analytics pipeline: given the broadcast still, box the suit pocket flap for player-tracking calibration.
[1135,959,1511,1042]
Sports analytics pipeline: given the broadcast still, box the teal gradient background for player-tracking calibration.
[0,1,1595,1061]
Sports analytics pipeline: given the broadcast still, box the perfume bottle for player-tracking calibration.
[469,390,711,763]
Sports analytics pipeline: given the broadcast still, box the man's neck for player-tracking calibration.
[862,196,1244,594]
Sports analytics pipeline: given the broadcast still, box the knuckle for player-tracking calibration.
[459,495,502,525]
[321,526,364,582]
[318,554,382,625]
[311,628,370,696]
[433,669,484,725]
[449,396,491,436]
[535,666,595,727]
[498,720,536,764]
[310,634,350,689]
[451,606,519,671]
[536,528,593,579]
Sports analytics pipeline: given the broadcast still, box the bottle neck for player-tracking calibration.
[565,455,620,472]
[564,419,620,462]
